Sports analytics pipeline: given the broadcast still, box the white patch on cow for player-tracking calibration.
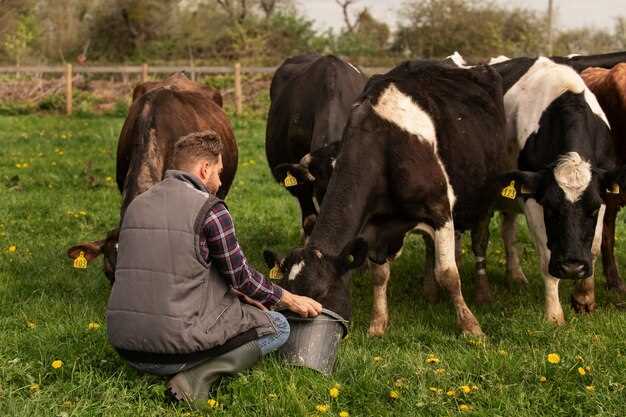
[312,195,320,213]
[504,57,610,149]
[414,223,435,238]
[433,220,457,273]
[373,83,456,208]
[553,152,592,203]
[488,55,510,64]
[592,204,606,258]
[331,158,336,169]
[447,51,470,68]
[345,61,361,74]
[567,53,581,58]
[288,260,305,281]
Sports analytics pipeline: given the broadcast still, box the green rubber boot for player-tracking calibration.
[167,341,261,409]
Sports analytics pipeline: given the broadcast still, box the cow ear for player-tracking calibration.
[67,240,105,262]
[599,166,626,196]
[498,171,542,199]
[337,238,368,273]
[273,163,315,188]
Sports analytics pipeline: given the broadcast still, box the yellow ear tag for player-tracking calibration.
[269,265,281,280]
[283,172,298,188]
[73,251,88,269]
[608,183,620,194]
[501,180,517,199]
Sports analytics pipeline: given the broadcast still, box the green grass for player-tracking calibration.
[1,114,625,417]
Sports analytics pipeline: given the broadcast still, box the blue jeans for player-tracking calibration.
[126,311,290,376]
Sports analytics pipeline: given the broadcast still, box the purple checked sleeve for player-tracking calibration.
[199,203,283,308]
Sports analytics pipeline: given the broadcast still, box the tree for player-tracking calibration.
[335,0,359,33]
[2,14,35,66]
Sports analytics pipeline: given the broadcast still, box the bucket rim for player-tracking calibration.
[280,308,350,338]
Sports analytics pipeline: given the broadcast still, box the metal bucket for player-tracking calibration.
[278,308,349,376]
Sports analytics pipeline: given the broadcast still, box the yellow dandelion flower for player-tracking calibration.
[446,389,457,397]
[575,355,584,363]
[577,367,586,376]
[87,322,100,331]
[547,353,561,364]
[315,404,330,413]
[459,404,473,412]
[26,320,36,329]
[339,411,350,417]
[585,385,595,392]
[332,383,341,390]
[539,376,547,383]
[79,210,87,216]
[429,387,443,395]
[388,390,400,400]
[268,393,278,400]
[435,368,445,375]
[471,385,479,392]
[329,387,340,398]
[51,359,63,369]
[394,378,407,387]
[498,349,508,356]
[105,176,113,182]
[7,245,17,253]
[585,366,592,373]
[460,385,472,394]
[372,356,383,363]
[206,399,219,408]
[29,383,40,392]
[426,354,440,364]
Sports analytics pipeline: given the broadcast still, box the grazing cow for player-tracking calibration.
[67,72,237,283]
[489,57,626,323]
[265,60,511,337]
[266,54,368,236]
[581,64,626,294]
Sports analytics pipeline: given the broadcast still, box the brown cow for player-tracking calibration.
[581,64,626,295]
[67,72,237,283]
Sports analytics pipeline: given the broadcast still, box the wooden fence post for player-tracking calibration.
[234,62,242,115]
[141,63,149,83]
[65,63,73,115]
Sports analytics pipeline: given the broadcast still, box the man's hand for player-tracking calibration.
[279,290,322,318]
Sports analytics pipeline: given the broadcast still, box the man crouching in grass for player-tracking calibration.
[106,131,322,408]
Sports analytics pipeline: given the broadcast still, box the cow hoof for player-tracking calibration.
[368,318,389,337]
[605,280,626,294]
[571,294,597,314]
[506,269,528,286]
[545,312,566,326]
[461,323,484,338]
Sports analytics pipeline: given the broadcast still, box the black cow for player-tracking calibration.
[488,56,626,324]
[265,60,511,337]
[266,54,368,237]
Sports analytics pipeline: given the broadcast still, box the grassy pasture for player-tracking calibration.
[0,114,625,417]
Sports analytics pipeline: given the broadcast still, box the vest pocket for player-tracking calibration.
[204,299,235,333]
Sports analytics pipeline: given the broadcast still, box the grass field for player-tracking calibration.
[1,114,626,417]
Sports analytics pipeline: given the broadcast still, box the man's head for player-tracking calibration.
[173,130,224,194]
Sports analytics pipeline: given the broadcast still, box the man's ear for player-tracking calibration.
[599,166,626,195]
[337,238,369,273]
[67,239,105,262]
[273,163,315,188]
[497,170,543,200]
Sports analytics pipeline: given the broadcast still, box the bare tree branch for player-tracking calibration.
[335,0,358,32]
[259,0,276,19]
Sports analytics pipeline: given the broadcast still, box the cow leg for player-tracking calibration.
[601,203,626,293]
[368,261,391,336]
[422,235,439,304]
[572,204,605,313]
[472,217,492,305]
[523,200,564,324]
[433,220,483,336]
[501,211,528,286]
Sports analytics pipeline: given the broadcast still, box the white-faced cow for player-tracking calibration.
[488,56,626,324]
[66,72,237,283]
[581,63,626,294]
[266,54,368,237]
[265,60,512,337]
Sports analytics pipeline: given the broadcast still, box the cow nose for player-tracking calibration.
[560,262,587,279]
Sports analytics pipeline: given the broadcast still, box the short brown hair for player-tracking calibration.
[172,130,223,170]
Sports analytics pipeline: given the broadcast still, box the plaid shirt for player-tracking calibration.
[199,202,283,308]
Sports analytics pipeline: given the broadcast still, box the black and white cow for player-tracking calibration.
[266,54,368,236]
[265,60,512,337]
[490,56,626,324]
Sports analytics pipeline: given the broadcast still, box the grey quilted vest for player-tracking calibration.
[107,170,274,354]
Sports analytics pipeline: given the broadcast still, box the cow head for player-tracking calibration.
[273,142,342,206]
[263,238,368,320]
[67,229,119,284]
[501,153,626,280]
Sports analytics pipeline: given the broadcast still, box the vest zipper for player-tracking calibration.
[205,303,233,333]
